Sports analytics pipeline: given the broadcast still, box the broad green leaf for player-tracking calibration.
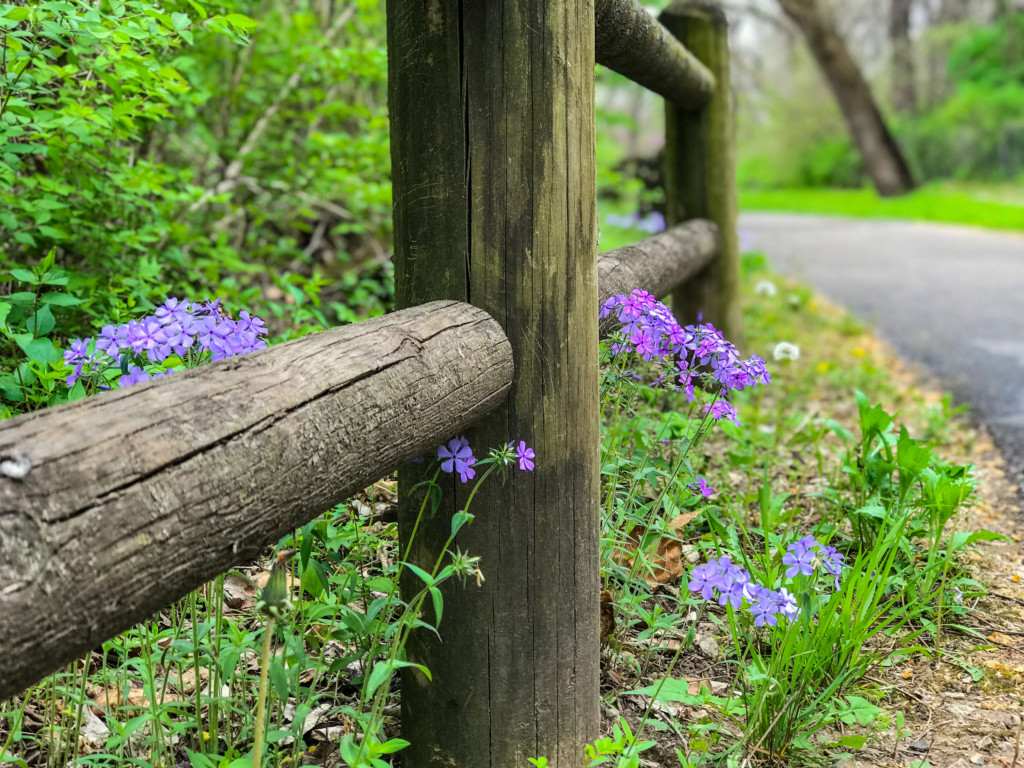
[838,734,867,749]
[9,269,37,285]
[26,306,55,337]
[364,660,394,699]
[14,334,60,364]
[40,293,83,306]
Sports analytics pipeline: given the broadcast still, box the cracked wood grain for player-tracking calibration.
[0,300,512,700]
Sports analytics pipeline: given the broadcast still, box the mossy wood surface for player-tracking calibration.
[0,301,512,700]
[388,1,600,765]
[662,0,743,343]
[595,0,715,108]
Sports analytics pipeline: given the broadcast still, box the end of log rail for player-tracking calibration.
[595,0,716,109]
[598,218,720,335]
[0,301,512,701]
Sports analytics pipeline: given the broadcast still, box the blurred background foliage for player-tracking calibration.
[0,0,392,344]
[737,4,1024,189]
[1,0,1021,361]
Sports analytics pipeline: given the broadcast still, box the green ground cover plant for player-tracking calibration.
[2,250,1009,768]
[739,185,1024,232]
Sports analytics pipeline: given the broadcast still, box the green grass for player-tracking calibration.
[740,183,1024,232]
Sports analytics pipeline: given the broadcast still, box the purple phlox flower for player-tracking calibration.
[513,440,535,472]
[630,326,658,360]
[63,337,92,367]
[599,295,618,320]
[154,321,195,360]
[689,476,714,498]
[952,586,963,605]
[796,534,820,550]
[237,310,268,338]
[704,399,739,424]
[94,324,128,357]
[118,366,151,388]
[154,298,192,327]
[778,587,800,620]
[782,541,816,578]
[637,211,666,234]
[745,355,771,386]
[743,581,767,602]
[750,593,780,627]
[688,563,717,601]
[819,544,846,589]
[689,324,730,364]
[127,318,163,356]
[199,298,222,315]
[438,437,477,483]
[65,361,85,388]
[677,362,697,401]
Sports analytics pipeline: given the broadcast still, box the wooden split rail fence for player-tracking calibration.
[0,1,738,765]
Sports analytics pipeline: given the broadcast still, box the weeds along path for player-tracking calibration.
[741,212,1024,489]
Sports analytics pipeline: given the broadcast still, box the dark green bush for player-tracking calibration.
[0,0,392,342]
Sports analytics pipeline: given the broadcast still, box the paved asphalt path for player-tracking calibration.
[739,213,1024,486]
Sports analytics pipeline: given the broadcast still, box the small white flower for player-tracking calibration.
[773,342,800,362]
[754,280,777,297]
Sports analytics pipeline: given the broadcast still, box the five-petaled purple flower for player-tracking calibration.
[63,298,269,388]
[514,441,535,472]
[690,476,714,498]
[782,540,817,578]
[438,437,476,483]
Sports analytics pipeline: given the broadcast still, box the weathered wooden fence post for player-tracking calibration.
[386,3,599,766]
[660,1,742,343]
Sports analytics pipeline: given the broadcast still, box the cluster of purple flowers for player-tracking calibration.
[783,535,846,589]
[600,290,769,424]
[689,556,799,627]
[605,211,666,235]
[62,298,268,388]
[688,537,847,628]
[436,436,536,483]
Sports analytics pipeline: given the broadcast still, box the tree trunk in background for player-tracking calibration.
[936,0,970,22]
[890,0,917,113]
[777,0,918,196]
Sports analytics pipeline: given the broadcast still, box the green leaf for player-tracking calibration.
[0,302,11,328]
[222,12,257,28]
[14,334,60,365]
[838,734,867,749]
[451,509,473,537]
[26,306,55,337]
[377,738,410,755]
[403,561,435,588]
[947,529,1008,552]
[300,563,324,599]
[39,270,68,286]
[839,695,882,726]
[9,269,37,285]
[268,656,289,701]
[170,11,190,29]
[40,293,82,306]
[3,6,31,21]
[364,660,394,699]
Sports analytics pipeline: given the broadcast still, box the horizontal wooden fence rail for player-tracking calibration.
[598,219,719,335]
[0,301,513,700]
[595,0,716,108]
[0,220,718,700]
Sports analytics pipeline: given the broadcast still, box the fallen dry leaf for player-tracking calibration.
[612,511,701,585]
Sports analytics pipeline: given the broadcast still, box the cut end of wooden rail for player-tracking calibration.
[0,301,512,700]
[595,0,716,109]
